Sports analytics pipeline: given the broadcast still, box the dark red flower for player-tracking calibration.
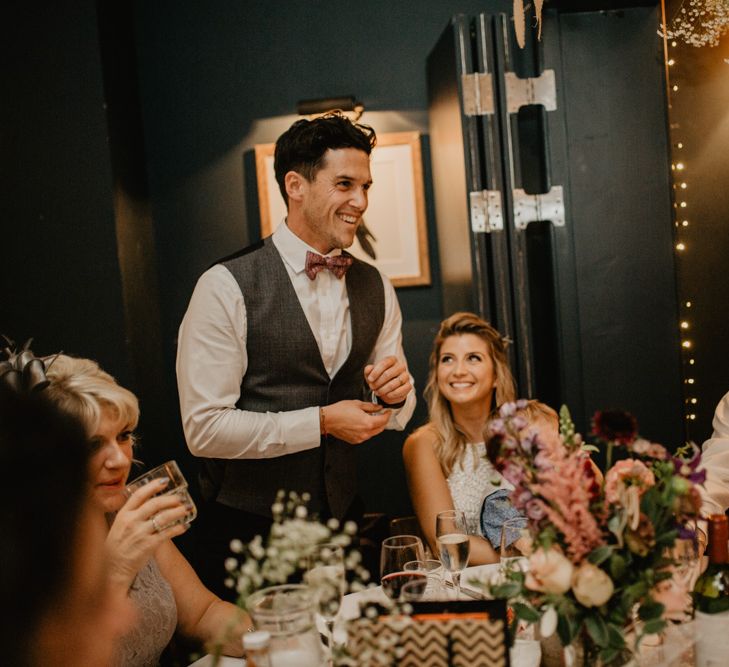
[591,410,638,445]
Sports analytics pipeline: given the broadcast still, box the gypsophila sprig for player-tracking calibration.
[224,490,370,608]
[662,0,729,47]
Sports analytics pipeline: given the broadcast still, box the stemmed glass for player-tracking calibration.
[500,516,529,575]
[380,535,425,599]
[305,543,345,658]
[435,510,470,598]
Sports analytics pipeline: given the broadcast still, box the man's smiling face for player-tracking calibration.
[297,147,372,253]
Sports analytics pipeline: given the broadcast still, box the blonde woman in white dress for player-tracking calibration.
[403,312,516,565]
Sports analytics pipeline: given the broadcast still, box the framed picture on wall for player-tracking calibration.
[254,131,431,287]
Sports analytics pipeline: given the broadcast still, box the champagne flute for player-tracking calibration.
[305,543,345,656]
[436,510,470,598]
[380,535,425,599]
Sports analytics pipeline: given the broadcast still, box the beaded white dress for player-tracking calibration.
[446,442,510,536]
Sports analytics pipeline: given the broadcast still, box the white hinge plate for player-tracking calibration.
[461,72,494,116]
[470,190,503,232]
[504,69,557,113]
[513,186,565,230]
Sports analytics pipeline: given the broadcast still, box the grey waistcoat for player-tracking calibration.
[199,237,385,519]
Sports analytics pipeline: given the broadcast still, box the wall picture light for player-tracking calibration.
[296,95,364,121]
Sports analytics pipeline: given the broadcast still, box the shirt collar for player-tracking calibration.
[272,220,342,274]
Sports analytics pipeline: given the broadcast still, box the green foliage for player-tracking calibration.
[638,600,665,621]
[584,613,609,647]
[588,545,614,566]
[512,602,541,623]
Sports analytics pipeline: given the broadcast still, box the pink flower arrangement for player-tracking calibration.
[485,403,704,667]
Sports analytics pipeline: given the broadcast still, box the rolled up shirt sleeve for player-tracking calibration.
[175,265,321,459]
[700,391,729,516]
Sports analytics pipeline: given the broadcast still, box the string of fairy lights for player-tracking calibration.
[665,37,698,425]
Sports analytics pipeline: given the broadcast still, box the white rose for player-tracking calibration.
[571,562,614,607]
[525,547,574,595]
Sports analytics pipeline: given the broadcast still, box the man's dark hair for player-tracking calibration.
[274,112,377,205]
[0,386,90,666]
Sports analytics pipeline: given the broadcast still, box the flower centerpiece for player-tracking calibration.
[484,401,704,666]
[220,491,391,666]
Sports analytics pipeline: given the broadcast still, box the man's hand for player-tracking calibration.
[322,400,391,444]
[365,356,412,406]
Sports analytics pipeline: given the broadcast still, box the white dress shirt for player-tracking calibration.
[176,222,416,460]
[700,390,729,516]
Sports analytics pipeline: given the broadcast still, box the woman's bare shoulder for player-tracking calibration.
[404,423,439,456]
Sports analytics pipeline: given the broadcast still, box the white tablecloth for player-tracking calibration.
[187,563,696,667]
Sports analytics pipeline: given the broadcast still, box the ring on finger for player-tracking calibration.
[151,515,162,533]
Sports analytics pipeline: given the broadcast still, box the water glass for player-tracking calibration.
[404,559,445,598]
[247,584,324,667]
[305,543,345,654]
[380,535,425,599]
[124,460,197,528]
[435,510,470,597]
[400,578,428,603]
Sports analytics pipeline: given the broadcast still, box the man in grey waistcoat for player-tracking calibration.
[176,112,415,598]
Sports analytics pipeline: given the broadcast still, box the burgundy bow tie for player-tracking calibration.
[304,251,353,280]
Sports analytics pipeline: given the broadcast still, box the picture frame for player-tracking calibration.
[254,131,431,287]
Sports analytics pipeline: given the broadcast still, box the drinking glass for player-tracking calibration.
[435,510,470,598]
[380,535,425,599]
[672,536,699,588]
[400,578,428,603]
[404,559,445,598]
[124,460,197,529]
[246,584,324,667]
[305,543,345,656]
[500,516,528,571]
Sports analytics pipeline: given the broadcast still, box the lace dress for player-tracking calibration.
[446,442,509,536]
[114,557,178,667]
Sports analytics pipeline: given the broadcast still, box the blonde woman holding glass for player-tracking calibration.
[44,355,248,666]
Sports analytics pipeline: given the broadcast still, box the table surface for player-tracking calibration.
[187,564,698,667]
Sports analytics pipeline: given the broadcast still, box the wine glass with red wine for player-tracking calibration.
[380,535,426,600]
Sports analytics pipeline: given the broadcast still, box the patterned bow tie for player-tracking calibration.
[304,251,353,280]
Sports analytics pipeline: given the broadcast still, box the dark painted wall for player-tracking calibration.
[5,1,722,528]
[1,2,131,386]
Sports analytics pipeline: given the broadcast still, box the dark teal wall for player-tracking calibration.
[132,0,511,515]
[1,1,131,387]
[7,1,717,525]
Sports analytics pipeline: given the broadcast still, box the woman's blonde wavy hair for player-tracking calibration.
[422,312,516,476]
[43,355,139,437]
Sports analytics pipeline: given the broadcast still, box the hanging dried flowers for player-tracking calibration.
[513,0,545,49]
